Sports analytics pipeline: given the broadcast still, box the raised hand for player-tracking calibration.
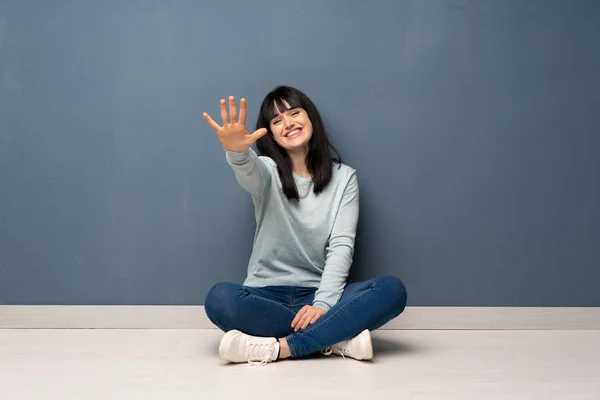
[203,96,268,153]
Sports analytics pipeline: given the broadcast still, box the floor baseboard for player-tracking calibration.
[1,306,599,329]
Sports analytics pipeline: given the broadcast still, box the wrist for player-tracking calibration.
[221,142,250,153]
[312,301,330,312]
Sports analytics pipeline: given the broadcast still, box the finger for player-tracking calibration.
[220,99,228,125]
[293,306,310,328]
[202,113,220,131]
[309,313,322,325]
[249,128,268,143]
[228,96,237,124]
[239,98,247,125]
[291,312,300,328]
[299,313,314,330]
[297,311,313,330]
[292,307,306,328]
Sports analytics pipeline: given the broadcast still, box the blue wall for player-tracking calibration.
[1,0,598,306]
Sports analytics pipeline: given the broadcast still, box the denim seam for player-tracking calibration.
[287,279,377,351]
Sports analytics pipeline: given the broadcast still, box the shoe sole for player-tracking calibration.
[218,329,241,362]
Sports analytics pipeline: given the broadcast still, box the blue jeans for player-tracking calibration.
[204,276,407,358]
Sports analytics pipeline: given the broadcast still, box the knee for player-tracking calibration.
[376,276,408,316]
[204,282,238,321]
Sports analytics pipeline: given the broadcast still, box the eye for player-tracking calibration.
[291,110,300,116]
[272,119,281,125]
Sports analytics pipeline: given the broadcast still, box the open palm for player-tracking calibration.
[203,96,268,153]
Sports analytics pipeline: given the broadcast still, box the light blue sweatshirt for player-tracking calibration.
[225,148,359,312]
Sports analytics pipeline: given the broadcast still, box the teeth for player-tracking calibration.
[287,129,300,137]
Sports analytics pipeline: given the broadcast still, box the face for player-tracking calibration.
[269,100,313,153]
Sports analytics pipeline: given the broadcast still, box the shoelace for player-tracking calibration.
[321,345,346,360]
[247,340,276,366]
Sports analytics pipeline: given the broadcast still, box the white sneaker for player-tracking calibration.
[322,329,373,360]
[218,330,279,365]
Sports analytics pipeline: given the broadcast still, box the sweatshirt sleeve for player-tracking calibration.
[312,171,359,312]
[225,148,272,197]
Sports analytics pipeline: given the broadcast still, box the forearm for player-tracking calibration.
[312,173,359,311]
[225,148,271,197]
[312,253,353,312]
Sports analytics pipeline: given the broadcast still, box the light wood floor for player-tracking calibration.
[1,329,599,399]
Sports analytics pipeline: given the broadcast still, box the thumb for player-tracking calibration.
[250,128,268,142]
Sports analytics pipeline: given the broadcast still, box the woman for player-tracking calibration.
[202,86,407,365]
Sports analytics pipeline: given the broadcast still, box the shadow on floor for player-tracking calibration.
[206,330,427,363]
[371,334,424,356]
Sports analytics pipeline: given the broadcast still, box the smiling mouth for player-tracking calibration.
[285,128,302,138]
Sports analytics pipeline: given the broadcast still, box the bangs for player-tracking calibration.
[264,88,305,122]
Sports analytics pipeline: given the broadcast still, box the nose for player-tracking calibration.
[282,114,294,128]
